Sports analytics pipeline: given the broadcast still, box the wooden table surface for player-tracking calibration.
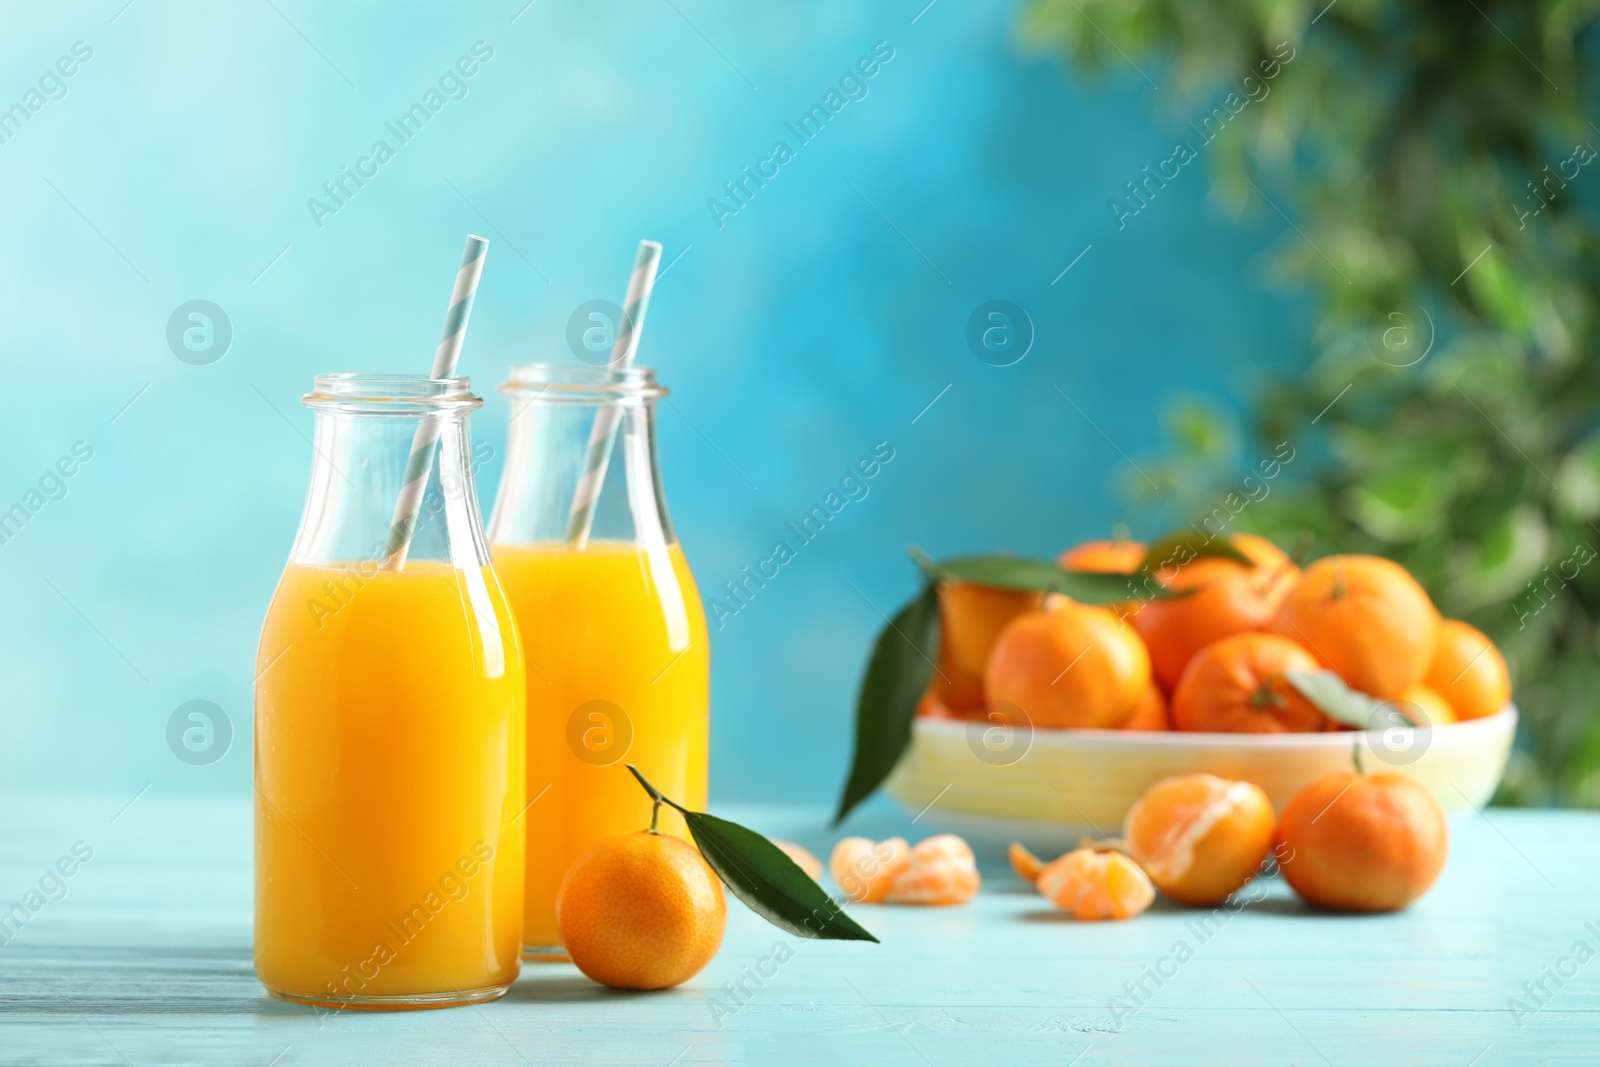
[0,792,1595,1066]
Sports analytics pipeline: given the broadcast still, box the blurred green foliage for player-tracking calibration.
[1024,0,1600,804]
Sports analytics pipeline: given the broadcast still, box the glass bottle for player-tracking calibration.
[254,374,526,1009]
[487,363,709,959]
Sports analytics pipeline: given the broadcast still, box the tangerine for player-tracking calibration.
[1170,633,1328,733]
[887,834,981,905]
[772,839,824,881]
[556,831,727,990]
[1058,539,1147,574]
[1276,770,1448,912]
[1394,685,1455,727]
[828,836,909,904]
[1273,555,1439,700]
[985,602,1151,729]
[1122,773,1276,905]
[914,690,964,720]
[1133,533,1300,691]
[1122,684,1171,731]
[1035,848,1155,920]
[1425,619,1511,721]
[932,581,1045,713]
[1059,538,1149,621]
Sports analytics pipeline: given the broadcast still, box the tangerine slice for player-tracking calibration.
[1122,773,1275,905]
[828,836,909,903]
[1036,848,1154,920]
[1009,841,1046,883]
[887,834,981,905]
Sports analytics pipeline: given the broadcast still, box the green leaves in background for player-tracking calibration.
[835,582,939,825]
[626,765,877,943]
[1024,0,1600,805]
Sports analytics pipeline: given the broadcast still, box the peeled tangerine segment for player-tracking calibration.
[1009,841,1046,883]
[887,834,981,906]
[1036,848,1155,921]
[829,836,910,903]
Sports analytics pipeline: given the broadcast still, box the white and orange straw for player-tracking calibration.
[382,234,489,569]
[563,239,662,549]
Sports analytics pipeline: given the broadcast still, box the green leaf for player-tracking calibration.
[1140,530,1252,574]
[928,554,1145,604]
[1556,433,1600,521]
[1285,669,1417,728]
[683,810,878,942]
[834,583,940,825]
[623,766,879,943]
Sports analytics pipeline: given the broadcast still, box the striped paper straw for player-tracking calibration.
[381,235,489,569]
[563,239,662,549]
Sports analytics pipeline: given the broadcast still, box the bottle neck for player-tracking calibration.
[290,407,492,570]
[487,392,675,550]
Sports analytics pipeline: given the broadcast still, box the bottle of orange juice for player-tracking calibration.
[488,363,709,958]
[255,374,526,1009]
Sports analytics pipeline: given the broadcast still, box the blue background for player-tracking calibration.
[0,0,1303,802]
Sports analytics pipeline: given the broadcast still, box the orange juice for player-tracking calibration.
[254,561,526,1007]
[491,539,709,954]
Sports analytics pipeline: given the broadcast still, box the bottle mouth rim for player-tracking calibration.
[303,373,483,413]
[499,362,667,400]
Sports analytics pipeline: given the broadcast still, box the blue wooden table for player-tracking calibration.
[0,792,1595,1065]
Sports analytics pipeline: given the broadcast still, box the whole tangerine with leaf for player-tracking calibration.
[1273,554,1440,700]
[557,828,726,991]
[1171,632,1329,733]
[1133,532,1301,692]
[560,767,877,991]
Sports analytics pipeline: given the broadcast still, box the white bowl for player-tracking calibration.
[885,707,1517,853]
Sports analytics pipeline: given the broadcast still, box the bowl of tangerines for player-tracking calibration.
[834,531,1516,852]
